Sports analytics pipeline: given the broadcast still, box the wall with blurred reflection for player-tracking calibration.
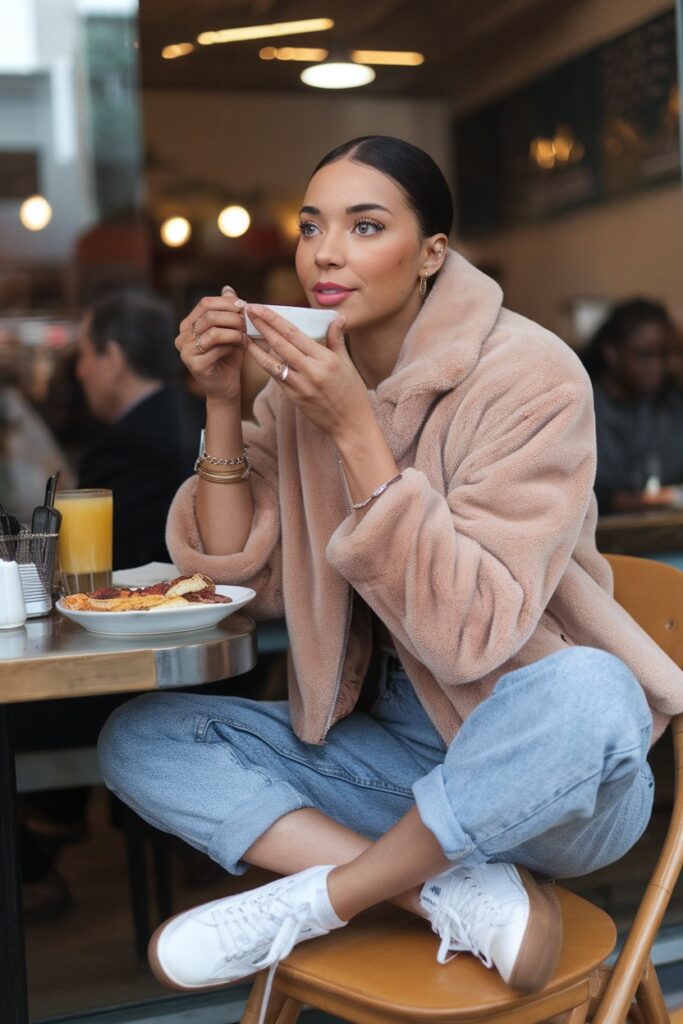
[143,91,450,199]
[451,0,682,343]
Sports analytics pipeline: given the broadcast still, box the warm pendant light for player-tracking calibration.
[301,56,374,89]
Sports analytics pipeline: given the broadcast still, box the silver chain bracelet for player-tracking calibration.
[350,473,403,510]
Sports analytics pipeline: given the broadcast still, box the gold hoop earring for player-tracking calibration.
[419,273,428,299]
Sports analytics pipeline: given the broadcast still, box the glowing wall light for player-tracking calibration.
[160,216,191,247]
[19,195,52,231]
[217,205,251,238]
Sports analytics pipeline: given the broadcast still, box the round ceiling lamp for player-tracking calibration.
[217,205,251,238]
[19,195,52,231]
[300,60,375,89]
[160,216,191,247]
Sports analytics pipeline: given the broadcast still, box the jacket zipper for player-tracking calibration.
[321,458,354,741]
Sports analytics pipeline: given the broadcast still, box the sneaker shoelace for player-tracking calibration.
[210,889,315,1024]
[430,877,499,968]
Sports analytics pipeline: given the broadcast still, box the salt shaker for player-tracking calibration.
[0,560,27,629]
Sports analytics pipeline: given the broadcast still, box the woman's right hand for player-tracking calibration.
[176,286,247,402]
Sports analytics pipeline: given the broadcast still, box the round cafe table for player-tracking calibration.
[0,609,256,1024]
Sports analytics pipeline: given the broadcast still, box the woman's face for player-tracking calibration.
[606,320,673,398]
[295,157,436,334]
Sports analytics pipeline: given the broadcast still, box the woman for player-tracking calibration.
[99,137,682,999]
[581,298,683,513]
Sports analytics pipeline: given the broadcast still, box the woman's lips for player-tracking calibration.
[312,284,354,307]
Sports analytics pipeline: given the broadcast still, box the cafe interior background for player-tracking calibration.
[1,0,683,1021]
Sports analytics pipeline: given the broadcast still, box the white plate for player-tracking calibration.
[55,585,255,637]
[245,304,337,341]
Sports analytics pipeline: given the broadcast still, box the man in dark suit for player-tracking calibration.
[76,288,196,568]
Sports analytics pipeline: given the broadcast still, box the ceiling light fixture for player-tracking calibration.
[259,46,328,62]
[161,42,195,59]
[301,60,375,89]
[350,49,424,66]
[197,18,334,46]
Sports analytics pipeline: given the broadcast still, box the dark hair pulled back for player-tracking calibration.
[313,135,453,239]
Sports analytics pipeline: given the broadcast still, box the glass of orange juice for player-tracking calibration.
[54,489,113,595]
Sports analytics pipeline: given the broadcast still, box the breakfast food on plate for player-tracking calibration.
[62,573,232,612]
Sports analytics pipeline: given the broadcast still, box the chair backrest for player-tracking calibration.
[594,554,683,1024]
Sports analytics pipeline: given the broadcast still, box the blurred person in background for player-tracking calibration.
[667,320,683,391]
[0,328,75,523]
[581,298,683,513]
[33,345,98,472]
[76,287,196,568]
[15,288,197,920]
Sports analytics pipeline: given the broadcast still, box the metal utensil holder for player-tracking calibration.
[0,531,60,618]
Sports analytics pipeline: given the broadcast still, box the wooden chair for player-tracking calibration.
[241,554,683,1024]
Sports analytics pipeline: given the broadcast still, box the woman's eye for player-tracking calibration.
[354,219,384,236]
[298,221,318,237]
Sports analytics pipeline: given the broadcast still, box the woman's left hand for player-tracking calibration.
[243,303,373,443]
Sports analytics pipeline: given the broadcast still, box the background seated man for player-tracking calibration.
[76,287,195,567]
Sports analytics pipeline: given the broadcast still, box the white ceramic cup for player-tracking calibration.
[244,304,338,341]
[0,560,27,629]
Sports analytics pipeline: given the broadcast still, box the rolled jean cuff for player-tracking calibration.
[208,780,307,875]
[413,766,488,866]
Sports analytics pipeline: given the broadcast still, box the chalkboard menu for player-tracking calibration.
[454,10,680,237]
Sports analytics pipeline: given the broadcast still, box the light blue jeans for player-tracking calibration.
[98,646,655,879]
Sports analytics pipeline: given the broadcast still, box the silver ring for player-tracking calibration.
[277,363,289,383]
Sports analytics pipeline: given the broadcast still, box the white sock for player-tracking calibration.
[301,865,346,930]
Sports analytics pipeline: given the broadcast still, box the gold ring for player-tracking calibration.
[191,320,206,354]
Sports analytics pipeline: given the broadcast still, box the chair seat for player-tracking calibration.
[274,888,616,1023]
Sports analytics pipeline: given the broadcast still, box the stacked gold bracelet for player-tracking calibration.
[195,443,251,485]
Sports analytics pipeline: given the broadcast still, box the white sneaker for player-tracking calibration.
[420,862,562,993]
[148,865,344,992]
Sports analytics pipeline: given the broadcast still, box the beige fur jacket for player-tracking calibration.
[167,251,683,746]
